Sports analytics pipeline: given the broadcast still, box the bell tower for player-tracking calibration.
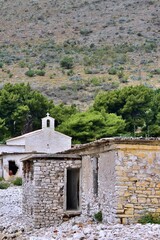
[42,113,55,129]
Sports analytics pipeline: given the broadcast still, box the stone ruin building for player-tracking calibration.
[22,138,160,228]
[0,114,71,180]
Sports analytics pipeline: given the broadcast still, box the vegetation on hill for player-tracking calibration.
[0,0,159,110]
[1,84,160,144]
[0,39,159,109]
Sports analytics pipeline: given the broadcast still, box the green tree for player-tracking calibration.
[0,118,8,142]
[57,110,126,143]
[50,103,78,127]
[93,85,154,135]
[0,83,53,138]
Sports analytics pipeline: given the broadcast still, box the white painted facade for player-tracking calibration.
[0,114,72,180]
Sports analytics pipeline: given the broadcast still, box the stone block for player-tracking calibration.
[151,198,159,204]
[125,208,134,215]
[124,192,132,197]
[117,214,133,218]
[156,208,160,213]
[122,218,128,224]
[125,204,134,208]
[116,209,125,214]
[157,183,160,188]
[117,203,123,209]
[138,198,146,203]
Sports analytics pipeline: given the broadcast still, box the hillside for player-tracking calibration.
[0,0,159,109]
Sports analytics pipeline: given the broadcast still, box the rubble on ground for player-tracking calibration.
[0,186,160,239]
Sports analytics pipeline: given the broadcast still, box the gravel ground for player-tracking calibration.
[0,186,160,240]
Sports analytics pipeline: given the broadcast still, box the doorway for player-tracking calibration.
[66,168,80,210]
[9,161,18,175]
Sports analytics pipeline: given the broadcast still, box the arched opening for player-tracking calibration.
[47,119,50,128]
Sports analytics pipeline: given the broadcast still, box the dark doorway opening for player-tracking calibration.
[67,168,80,210]
[47,119,50,127]
[9,161,18,175]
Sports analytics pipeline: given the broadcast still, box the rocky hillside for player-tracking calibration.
[0,0,159,109]
[0,0,159,45]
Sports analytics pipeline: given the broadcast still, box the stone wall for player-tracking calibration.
[23,156,81,228]
[81,155,99,216]
[22,139,160,228]
[22,160,34,220]
[115,144,160,224]
[81,152,117,223]
[98,151,118,223]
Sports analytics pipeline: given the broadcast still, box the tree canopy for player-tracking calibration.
[1,83,160,144]
[93,85,160,136]
[0,83,76,142]
[57,110,126,143]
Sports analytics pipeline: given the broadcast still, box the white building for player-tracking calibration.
[0,113,71,180]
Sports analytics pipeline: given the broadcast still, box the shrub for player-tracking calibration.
[117,70,124,79]
[0,62,3,68]
[84,68,100,74]
[35,69,45,76]
[9,73,13,78]
[143,41,157,53]
[80,28,92,36]
[0,182,10,189]
[138,212,160,224]
[49,73,56,79]
[12,177,22,186]
[94,211,102,222]
[67,69,74,76]
[25,69,35,77]
[19,61,27,68]
[60,56,74,69]
[90,77,101,86]
[108,67,117,75]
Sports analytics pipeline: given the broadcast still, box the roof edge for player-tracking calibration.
[21,153,81,161]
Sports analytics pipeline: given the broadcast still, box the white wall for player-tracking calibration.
[2,153,29,180]
[0,159,2,178]
[25,129,71,153]
[0,145,25,154]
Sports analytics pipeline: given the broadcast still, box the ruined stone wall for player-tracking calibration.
[115,145,160,224]
[23,158,81,228]
[98,151,118,223]
[22,160,34,220]
[81,151,118,223]
[81,155,99,216]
